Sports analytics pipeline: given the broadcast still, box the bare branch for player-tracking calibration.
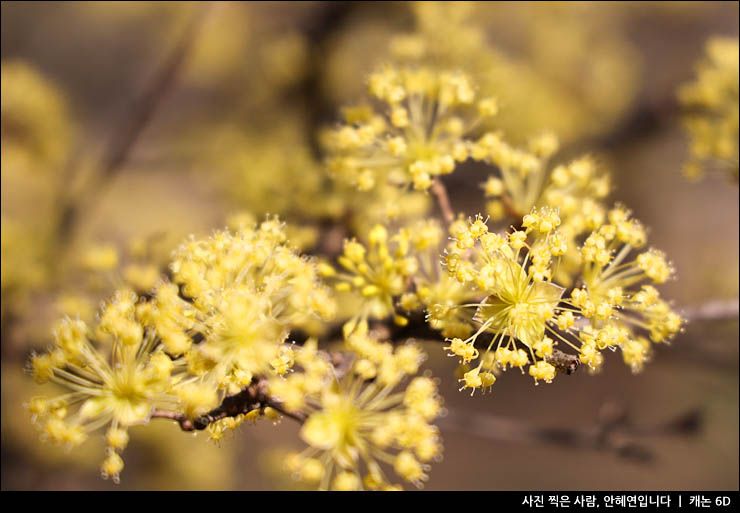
[154,372,701,465]
[55,2,214,246]
[682,298,739,323]
[376,313,581,375]
[430,178,456,226]
[439,403,703,463]
[566,96,679,156]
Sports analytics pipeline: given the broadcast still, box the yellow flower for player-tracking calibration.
[1,60,73,168]
[148,219,335,394]
[439,207,682,391]
[678,37,739,181]
[274,339,442,490]
[329,224,421,331]
[27,289,183,483]
[324,66,498,191]
[481,150,611,285]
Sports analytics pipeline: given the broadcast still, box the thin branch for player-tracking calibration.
[565,95,679,157]
[54,2,213,246]
[682,298,739,323]
[154,373,701,465]
[297,2,359,157]
[500,194,523,222]
[430,178,456,226]
[439,403,703,463]
[368,313,581,375]
[151,378,306,432]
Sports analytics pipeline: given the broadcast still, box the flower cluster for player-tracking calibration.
[27,219,343,483]
[1,60,73,168]
[395,218,481,339]
[441,207,683,393]
[18,16,692,488]
[323,66,499,191]
[271,329,443,490]
[475,131,560,218]
[383,2,639,143]
[1,61,75,319]
[322,223,424,329]
[473,130,612,286]
[678,37,739,181]
[477,132,606,216]
[322,218,480,339]
[28,290,183,483]
[143,219,336,397]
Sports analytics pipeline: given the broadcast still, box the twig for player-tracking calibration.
[151,378,306,432]
[54,2,213,246]
[155,373,701,465]
[682,298,739,323]
[293,314,581,375]
[439,403,703,463]
[430,178,456,226]
[564,96,679,158]
[500,194,523,223]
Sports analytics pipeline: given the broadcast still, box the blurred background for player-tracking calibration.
[1,1,738,490]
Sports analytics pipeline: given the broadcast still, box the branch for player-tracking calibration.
[439,403,703,463]
[155,373,702,466]
[430,178,456,226]
[297,2,359,157]
[374,312,581,375]
[682,298,739,323]
[151,378,306,432]
[54,2,213,246]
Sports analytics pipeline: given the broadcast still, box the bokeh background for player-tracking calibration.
[1,1,738,490]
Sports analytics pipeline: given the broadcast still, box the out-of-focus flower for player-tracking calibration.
[323,66,498,192]
[144,219,336,396]
[678,37,739,181]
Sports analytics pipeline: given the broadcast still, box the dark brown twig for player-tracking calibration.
[299,312,582,376]
[151,378,305,432]
[297,2,358,157]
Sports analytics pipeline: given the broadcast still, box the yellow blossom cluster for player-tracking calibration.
[441,206,683,393]
[323,66,499,191]
[142,218,336,396]
[322,224,422,328]
[26,219,343,484]
[272,326,443,490]
[28,290,184,483]
[475,131,559,219]
[1,216,46,317]
[196,122,435,252]
[481,145,609,225]
[16,8,694,488]
[1,61,76,319]
[72,235,170,301]
[1,60,73,169]
[396,218,481,339]
[384,2,639,144]
[479,140,611,284]
[678,37,739,181]
[322,218,481,339]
